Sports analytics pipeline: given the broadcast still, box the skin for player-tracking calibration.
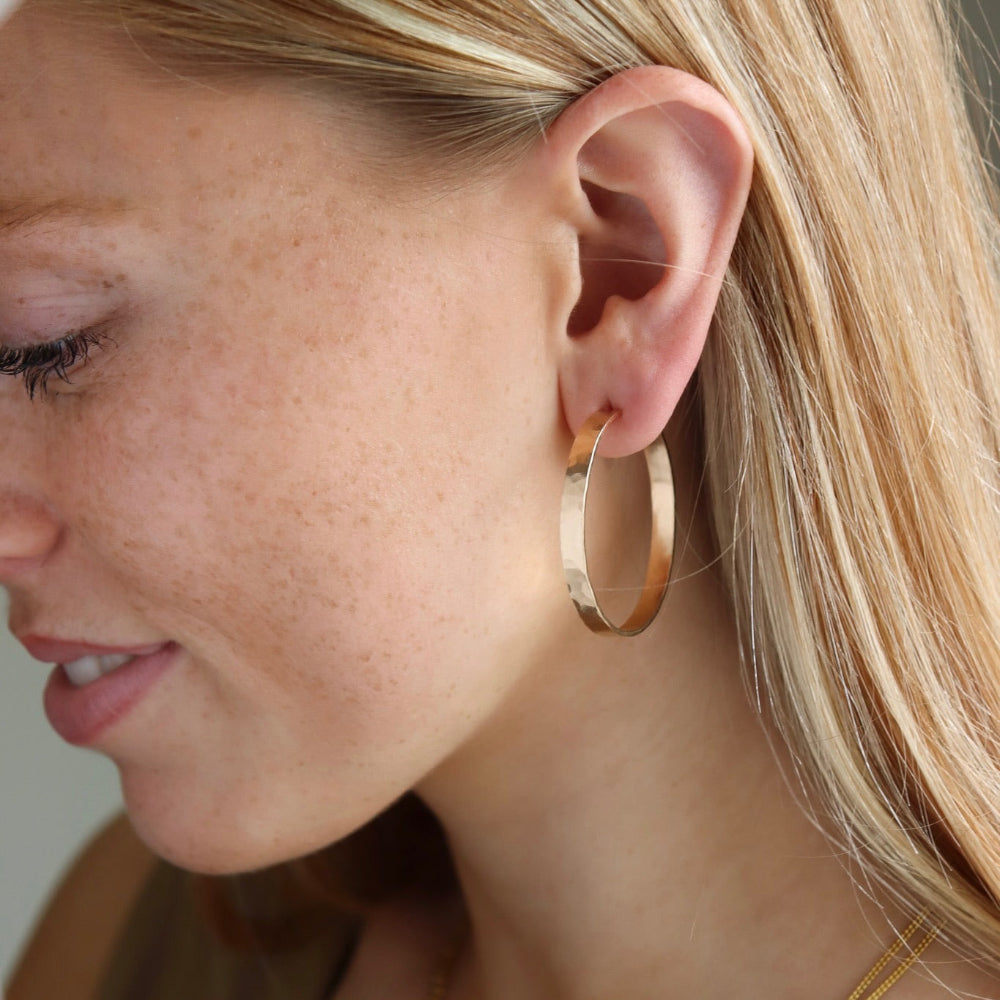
[1,2,573,871]
[2,3,998,998]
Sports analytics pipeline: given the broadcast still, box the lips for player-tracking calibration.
[18,635,169,665]
[19,636,171,689]
[15,634,182,746]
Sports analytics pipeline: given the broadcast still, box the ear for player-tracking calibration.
[546,67,753,458]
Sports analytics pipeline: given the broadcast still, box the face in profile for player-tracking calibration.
[0,1,572,872]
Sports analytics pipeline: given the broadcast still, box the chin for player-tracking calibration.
[119,773,381,876]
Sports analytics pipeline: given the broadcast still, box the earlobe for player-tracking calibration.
[547,67,753,458]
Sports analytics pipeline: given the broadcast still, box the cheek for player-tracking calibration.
[75,355,391,651]
[63,255,544,691]
[44,212,565,869]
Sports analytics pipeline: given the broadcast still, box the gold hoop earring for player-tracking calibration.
[560,409,675,636]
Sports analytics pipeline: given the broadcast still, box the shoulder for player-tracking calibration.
[6,813,157,1000]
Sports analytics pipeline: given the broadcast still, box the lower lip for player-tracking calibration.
[43,643,180,746]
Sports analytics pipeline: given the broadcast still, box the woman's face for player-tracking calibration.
[0,3,571,871]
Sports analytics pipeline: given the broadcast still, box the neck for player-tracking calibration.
[417,492,899,1000]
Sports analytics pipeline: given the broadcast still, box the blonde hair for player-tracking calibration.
[77,0,1000,963]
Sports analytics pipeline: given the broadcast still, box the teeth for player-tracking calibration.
[64,656,101,687]
[99,653,136,673]
[63,653,137,688]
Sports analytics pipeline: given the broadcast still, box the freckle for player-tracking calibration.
[188,126,203,140]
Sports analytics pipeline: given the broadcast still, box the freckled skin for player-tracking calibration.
[0,3,573,872]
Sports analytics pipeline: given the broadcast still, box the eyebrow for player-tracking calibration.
[0,196,135,236]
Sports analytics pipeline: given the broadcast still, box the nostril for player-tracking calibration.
[0,495,62,571]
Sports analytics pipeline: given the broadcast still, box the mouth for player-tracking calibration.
[17,634,172,684]
[37,641,182,746]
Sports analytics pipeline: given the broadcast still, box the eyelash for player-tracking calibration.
[0,328,113,400]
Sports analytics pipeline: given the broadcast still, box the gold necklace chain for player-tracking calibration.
[846,910,940,1000]
[424,911,940,1000]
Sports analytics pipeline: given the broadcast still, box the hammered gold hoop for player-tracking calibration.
[560,410,675,636]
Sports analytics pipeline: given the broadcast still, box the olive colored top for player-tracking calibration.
[96,862,359,1000]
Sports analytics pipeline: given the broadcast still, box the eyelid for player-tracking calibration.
[0,274,128,344]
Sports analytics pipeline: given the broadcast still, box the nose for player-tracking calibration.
[0,492,62,577]
[0,383,65,576]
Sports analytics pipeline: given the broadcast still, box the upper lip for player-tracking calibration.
[16,635,170,665]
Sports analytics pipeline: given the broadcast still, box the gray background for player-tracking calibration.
[3,0,1000,986]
